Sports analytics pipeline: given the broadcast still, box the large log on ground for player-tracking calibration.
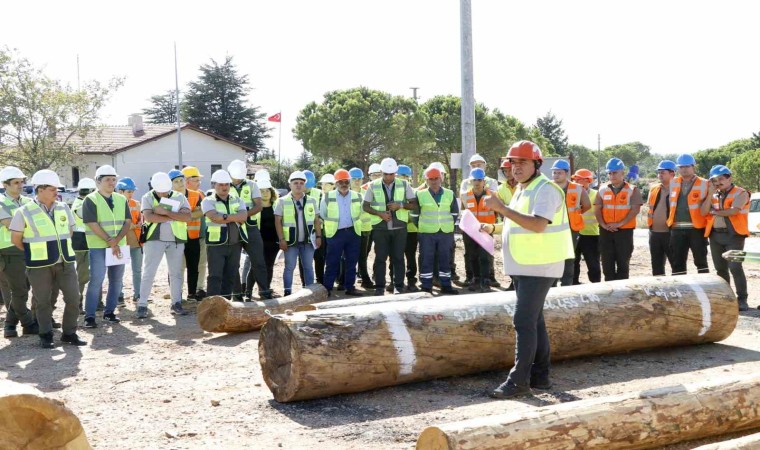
[416,374,760,450]
[692,432,760,450]
[0,379,91,449]
[197,284,328,333]
[259,274,737,402]
[294,291,434,311]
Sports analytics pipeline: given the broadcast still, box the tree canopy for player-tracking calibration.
[142,90,180,124]
[536,111,568,156]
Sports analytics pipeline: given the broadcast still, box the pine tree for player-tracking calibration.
[142,90,179,123]
[536,111,569,156]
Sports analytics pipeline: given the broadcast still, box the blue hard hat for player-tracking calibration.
[116,177,137,191]
[348,167,364,179]
[303,170,316,188]
[551,159,570,171]
[397,165,412,177]
[168,169,184,180]
[709,165,731,179]
[470,168,486,180]
[676,154,696,167]
[657,160,677,172]
[606,158,626,172]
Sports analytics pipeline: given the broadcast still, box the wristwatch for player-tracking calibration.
[222,214,228,220]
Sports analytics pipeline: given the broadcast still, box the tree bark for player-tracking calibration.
[294,291,433,312]
[197,284,328,333]
[0,379,91,450]
[259,274,737,402]
[416,374,760,450]
[692,432,760,450]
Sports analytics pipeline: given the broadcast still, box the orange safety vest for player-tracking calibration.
[599,182,637,229]
[128,198,142,243]
[462,189,496,224]
[565,182,584,232]
[186,189,204,239]
[704,185,749,237]
[667,176,708,228]
[646,183,667,229]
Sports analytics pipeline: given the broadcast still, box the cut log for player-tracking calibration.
[692,432,760,450]
[259,274,737,402]
[0,379,91,450]
[197,284,328,333]
[294,291,434,312]
[417,374,760,450]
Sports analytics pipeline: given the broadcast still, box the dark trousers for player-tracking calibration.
[670,228,709,275]
[649,231,673,276]
[432,245,458,282]
[507,275,554,387]
[574,234,601,284]
[184,238,201,295]
[463,233,491,284]
[245,226,271,295]
[0,249,34,327]
[600,228,634,281]
[358,231,373,283]
[27,262,80,336]
[261,239,279,286]
[558,232,579,287]
[389,231,418,286]
[207,244,241,299]
[709,231,747,302]
[324,228,361,291]
[373,228,407,289]
[419,232,454,289]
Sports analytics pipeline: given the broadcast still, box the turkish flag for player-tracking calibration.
[268,112,281,123]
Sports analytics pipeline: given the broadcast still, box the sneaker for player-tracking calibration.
[441,287,459,295]
[132,296,139,303]
[361,280,375,289]
[385,285,394,293]
[136,306,149,319]
[489,279,502,288]
[171,303,188,316]
[345,289,364,297]
[22,321,40,335]
[4,325,18,338]
[461,278,473,287]
[468,282,479,292]
[284,290,292,297]
[195,289,207,299]
[187,293,198,301]
[373,288,385,296]
[738,300,749,312]
[489,381,532,399]
[61,333,87,346]
[84,317,97,328]
[420,287,433,294]
[39,332,55,349]
[51,319,62,329]
[117,295,126,307]
[406,283,419,293]
[260,290,274,300]
[530,377,553,390]
[393,286,404,295]
[103,313,121,323]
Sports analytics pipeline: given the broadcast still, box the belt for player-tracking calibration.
[712,228,728,233]
[338,227,353,231]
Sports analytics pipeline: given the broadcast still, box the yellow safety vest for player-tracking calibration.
[369,179,409,225]
[281,194,317,246]
[71,197,86,233]
[416,188,455,234]
[0,194,31,249]
[358,187,373,232]
[205,194,248,246]
[84,191,127,248]
[508,174,574,265]
[580,189,599,236]
[229,180,260,228]
[144,191,188,242]
[323,190,362,238]
[19,201,75,268]
[497,182,516,206]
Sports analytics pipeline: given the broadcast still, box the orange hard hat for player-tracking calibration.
[334,169,350,182]
[572,168,594,181]
[501,159,511,168]
[425,167,442,179]
[506,140,542,162]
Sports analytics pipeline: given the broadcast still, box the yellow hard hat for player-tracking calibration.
[181,166,203,178]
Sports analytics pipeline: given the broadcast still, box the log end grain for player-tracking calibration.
[259,318,301,403]
[416,427,452,450]
[196,296,234,332]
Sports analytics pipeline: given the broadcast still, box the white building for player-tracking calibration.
[60,115,257,192]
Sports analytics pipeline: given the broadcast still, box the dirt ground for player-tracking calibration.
[2,232,759,450]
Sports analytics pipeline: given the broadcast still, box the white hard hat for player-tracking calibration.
[428,162,447,174]
[288,171,307,182]
[31,169,61,187]
[469,154,486,165]
[319,174,336,184]
[256,179,272,190]
[77,178,96,190]
[227,160,247,179]
[368,163,382,174]
[0,166,27,183]
[380,158,398,174]
[95,165,118,178]
[254,169,271,182]
[210,170,233,184]
[150,172,172,193]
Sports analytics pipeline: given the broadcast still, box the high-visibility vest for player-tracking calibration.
[580,189,599,236]
[19,201,75,268]
[507,174,574,265]
[667,176,708,228]
[646,184,667,229]
[307,188,322,208]
[598,182,637,229]
[704,185,750,237]
[229,180,260,228]
[185,189,203,239]
[144,191,188,242]
[71,197,86,233]
[369,179,409,225]
[280,194,317,246]
[323,190,362,238]
[563,182,584,232]
[356,187,373,233]
[84,191,128,248]
[462,189,496,224]
[416,188,455,233]
[497,182,516,206]
[127,197,141,242]
[0,194,31,249]
[205,194,248,246]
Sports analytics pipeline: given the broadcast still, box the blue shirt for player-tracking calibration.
[320,191,355,230]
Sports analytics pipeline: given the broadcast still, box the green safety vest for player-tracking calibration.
[416,188,455,234]
[508,174,574,265]
[497,182,516,206]
[369,179,409,225]
[19,201,75,268]
[580,189,600,236]
[229,180,260,228]
[205,194,248,246]
[323,190,362,238]
[0,194,31,249]
[307,188,322,207]
[280,194,317,246]
[144,191,188,242]
[84,191,128,249]
[71,197,86,233]
[358,186,373,232]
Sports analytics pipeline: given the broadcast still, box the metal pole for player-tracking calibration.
[277,114,282,185]
[174,42,183,167]
[76,54,80,91]
[597,133,601,185]
[460,0,476,183]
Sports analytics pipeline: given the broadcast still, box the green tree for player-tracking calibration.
[535,111,568,156]
[730,148,760,191]
[0,47,123,173]
[142,90,180,123]
[566,144,597,173]
[183,56,270,152]
[603,142,651,168]
[694,139,754,177]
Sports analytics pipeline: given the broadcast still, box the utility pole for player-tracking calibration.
[174,42,183,167]
[597,133,601,186]
[76,54,80,91]
[410,87,420,101]
[460,0,476,185]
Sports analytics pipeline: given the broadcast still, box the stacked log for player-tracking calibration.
[259,274,738,402]
[692,432,760,450]
[294,291,433,312]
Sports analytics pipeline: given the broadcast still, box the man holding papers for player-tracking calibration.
[136,172,191,319]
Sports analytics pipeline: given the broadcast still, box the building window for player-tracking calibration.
[211,164,222,175]
[72,167,80,188]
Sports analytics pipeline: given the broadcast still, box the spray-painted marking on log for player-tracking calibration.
[381,310,417,375]
[453,307,487,322]
[690,283,711,336]
[501,293,602,316]
[643,286,684,303]
[422,314,445,323]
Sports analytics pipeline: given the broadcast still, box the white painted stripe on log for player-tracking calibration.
[382,310,416,375]
[691,283,711,336]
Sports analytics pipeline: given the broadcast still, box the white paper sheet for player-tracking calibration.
[105,245,131,266]
[158,197,181,213]
[458,209,495,255]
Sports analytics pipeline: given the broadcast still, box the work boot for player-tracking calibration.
[489,278,501,288]
[136,306,149,319]
[490,381,531,399]
[39,332,55,349]
[530,376,553,390]
[480,280,492,293]
[461,278,473,287]
[441,286,459,295]
[61,333,87,346]
[406,283,419,293]
[373,288,385,296]
[738,300,749,312]
[22,321,39,335]
[260,289,274,300]
[361,280,375,289]
[4,325,18,338]
[468,278,480,292]
[196,289,207,299]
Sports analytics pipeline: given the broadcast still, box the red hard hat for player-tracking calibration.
[506,140,543,162]
[334,169,350,182]
[425,167,442,179]
[501,159,511,168]
[572,169,594,181]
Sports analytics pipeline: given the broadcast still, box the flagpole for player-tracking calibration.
[277,113,282,184]
[174,42,183,167]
